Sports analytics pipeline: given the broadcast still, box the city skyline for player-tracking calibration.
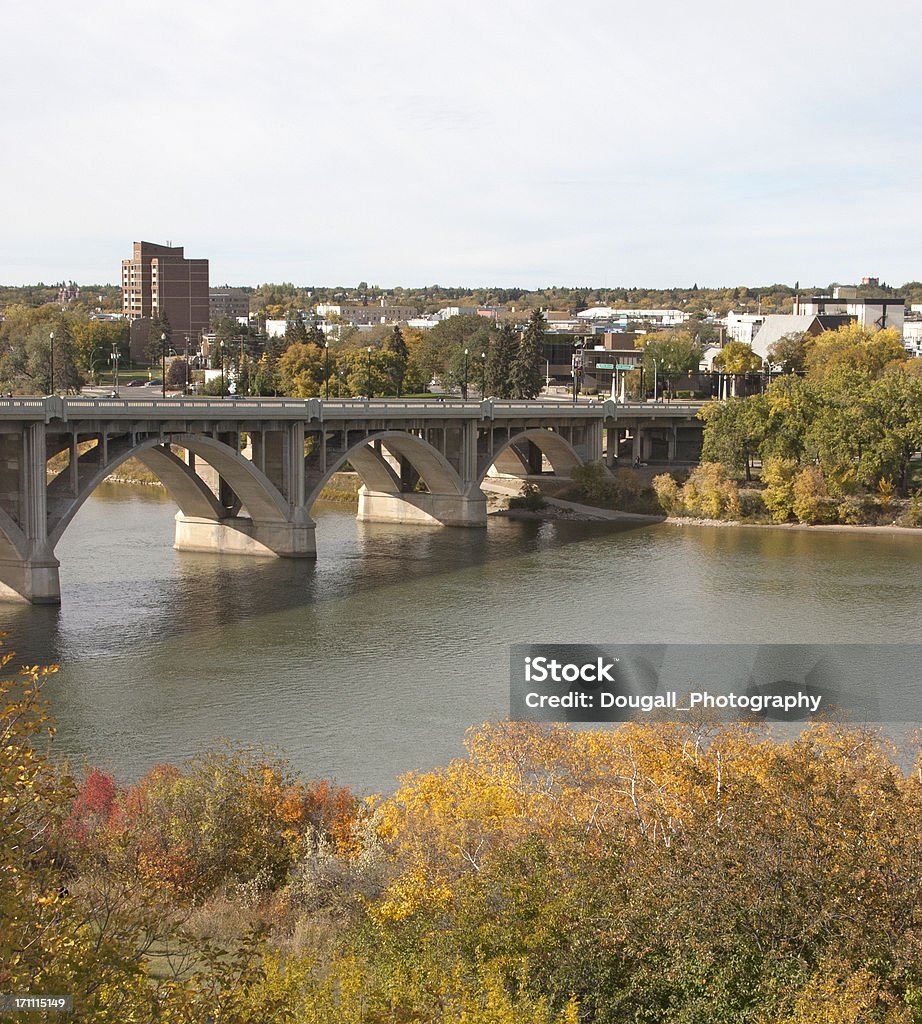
[3,0,921,289]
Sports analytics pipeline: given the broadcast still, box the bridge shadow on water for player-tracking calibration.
[1,494,654,668]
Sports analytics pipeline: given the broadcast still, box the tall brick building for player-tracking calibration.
[122,241,209,359]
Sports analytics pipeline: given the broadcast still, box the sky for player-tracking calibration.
[2,0,921,290]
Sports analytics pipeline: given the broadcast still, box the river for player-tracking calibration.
[2,484,921,792]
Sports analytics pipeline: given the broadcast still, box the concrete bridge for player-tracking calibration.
[0,396,704,603]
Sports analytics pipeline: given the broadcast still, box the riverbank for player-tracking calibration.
[482,476,922,535]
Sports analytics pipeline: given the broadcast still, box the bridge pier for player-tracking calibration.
[356,487,487,527]
[174,513,317,557]
[0,546,61,604]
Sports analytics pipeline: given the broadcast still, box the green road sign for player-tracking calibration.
[616,363,636,370]
[595,362,614,369]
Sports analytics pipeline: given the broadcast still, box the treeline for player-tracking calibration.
[4,652,921,1022]
[678,323,922,525]
[7,280,922,320]
[213,311,549,400]
[0,303,129,393]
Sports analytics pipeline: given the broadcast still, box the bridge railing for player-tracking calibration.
[0,395,706,421]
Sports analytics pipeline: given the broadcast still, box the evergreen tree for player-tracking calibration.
[510,309,546,399]
[285,315,308,345]
[145,311,172,368]
[384,325,409,396]
[485,323,518,399]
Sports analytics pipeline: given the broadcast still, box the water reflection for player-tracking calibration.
[1,485,921,791]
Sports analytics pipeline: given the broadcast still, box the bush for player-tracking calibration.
[738,489,767,519]
[898,490,922,528]
[652,473,683,515]
[508,482,546,511]
[570,463,647,511]
[838,495,876,526]
[792,467,835,525]
[761,457,797,523]
[681,462,741,520]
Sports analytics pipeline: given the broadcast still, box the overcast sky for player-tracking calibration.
[2,0,921,289]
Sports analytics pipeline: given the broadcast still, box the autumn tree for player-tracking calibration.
[714,339,762,374]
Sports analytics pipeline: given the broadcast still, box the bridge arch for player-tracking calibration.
[305,430,482,528]
[478,428,584,486]
[305,430,466,508]
[46,433,293,551]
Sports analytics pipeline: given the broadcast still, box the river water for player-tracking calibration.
[2,484,921,792]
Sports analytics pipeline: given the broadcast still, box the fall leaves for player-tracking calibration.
[3,648,922,1022]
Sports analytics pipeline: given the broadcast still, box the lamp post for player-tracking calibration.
[653,358,660,402]
[49,331,54,395]
[462,347,469,401]
[109,343,121,395]
[160,333,167,399]
[219,341,225,396]
[480,351,486,397]
[366,346,372,400]
[324,341,330,399]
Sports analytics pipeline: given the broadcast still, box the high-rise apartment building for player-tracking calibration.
[121,241,209,358]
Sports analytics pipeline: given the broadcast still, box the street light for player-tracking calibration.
[462,348,469,401]
[324,341,330,399]
[109,343,121,396]
[49,331,54,395]
[366,346,373,400]
[219,341,226,396]
[161,332,167,399]
[480,351,486,397]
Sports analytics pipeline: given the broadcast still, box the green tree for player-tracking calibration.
[384,325,409,397]
[637,330,702,398]
[285,315,309,345]
[145,311,172,368]
[485,323,518,399]
[510,309,546,399]
[277,342,324,397]
[699,395,768,481]
[767,332,808,374]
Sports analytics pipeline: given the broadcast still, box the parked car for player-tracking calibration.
[145,379,163,387]
[125,379,146,387]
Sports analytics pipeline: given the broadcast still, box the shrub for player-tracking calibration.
[838,495,876,526]
[652,473,683,515]
[508,482,546,511]
[792,467,835,525]
[761,457,797,523]
[738,489,767,519]
[898,490,922,528]
[681,462,741,520]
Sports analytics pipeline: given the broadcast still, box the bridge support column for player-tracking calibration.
[0,547,61,604]
[0,423,62,604]
[174,513,317,558]
[356,487,487,527]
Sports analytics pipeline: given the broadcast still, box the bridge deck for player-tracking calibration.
[0,397,705,424]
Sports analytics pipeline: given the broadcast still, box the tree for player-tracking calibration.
[384,325,409,397]
[767,332,808,374]
[713,340,762,374]
[805,323,906,380]
[485,323,518,399]
[699,395,768,481]
[277,342,324,397]
[510,309,546,399]
[145,311,172,368]
[285,315,309,345]
[637,330,702,398]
